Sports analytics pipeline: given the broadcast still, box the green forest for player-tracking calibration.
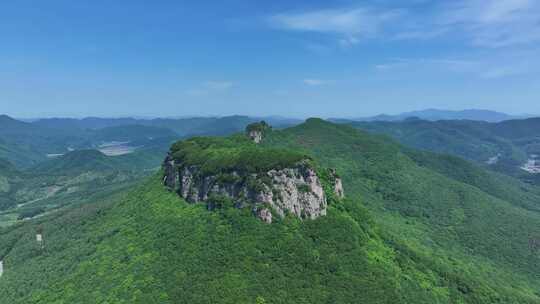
[0,118,539,303]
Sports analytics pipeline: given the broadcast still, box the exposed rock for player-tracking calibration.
[330,169,345,198]
[162,158,343,221]
[163,153,178,190]
[248,130,263,144]
[255,208,272,224]
[245,121,271,144]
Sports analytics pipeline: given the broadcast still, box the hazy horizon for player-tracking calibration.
[3,108,537,121]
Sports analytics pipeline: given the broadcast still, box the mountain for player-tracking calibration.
[32,115,302,137]
[90,125,178,143]
[349,118,540,184]
[340,109,529,123]
[162,124,343,221]
[0,115,301,169]
[0,115,88,168]
[0,145,167,226]
[31,117,143,130]
[0,158,20,177]
[33,150,119,174]
[33,144,172,175]
[0,116,177,168]
[0,158,24,211]
[490,117,540,140]
[0,119,539,303]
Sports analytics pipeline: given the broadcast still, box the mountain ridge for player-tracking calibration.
[333,109,534,123]
[349,117,540,184]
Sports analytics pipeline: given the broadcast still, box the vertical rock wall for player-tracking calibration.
[163,158,344,222]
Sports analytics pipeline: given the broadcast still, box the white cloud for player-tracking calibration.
[439,0,540,47]
[393,28,450,40]
[269,7,403,44]
[303,79,331,86]
[269,1,540,48]
[375,58,477,72]
[445,0,533,24]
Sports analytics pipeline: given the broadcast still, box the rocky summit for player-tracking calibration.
[162,125,343,222]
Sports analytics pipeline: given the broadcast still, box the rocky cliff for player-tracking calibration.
[162,130,343,222]
[163,156,344,222]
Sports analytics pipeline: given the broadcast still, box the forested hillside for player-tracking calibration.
[0,148,158,227]
[351,118,540,184]
[0,119,539,303]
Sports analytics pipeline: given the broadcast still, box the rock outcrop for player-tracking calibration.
[163,157,343,222]
[330,169,345,199]
[245,121,271,144]
[255,208,273,223]
[248,130,263,144]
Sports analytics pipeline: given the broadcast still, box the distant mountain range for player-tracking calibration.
[0,114,302,168]
[332,109,534,123]
[28,115,301,133]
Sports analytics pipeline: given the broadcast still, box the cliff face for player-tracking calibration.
[163,156,342,222]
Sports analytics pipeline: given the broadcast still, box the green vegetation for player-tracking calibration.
[0,159,24,211]
[246,121,271,133]
[0,115,176,169]
[34,150,118,174]
[0,176,522,304]
[404,149,540,212]
[34,148,166,176]
[0,148,160,227]
[350,119,515,163]
[170,136,310,176]
[350,118,540,184]
[0,118,539,303]
[264,118,540,300]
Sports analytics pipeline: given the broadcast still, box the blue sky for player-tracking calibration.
[1,0,539,118]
